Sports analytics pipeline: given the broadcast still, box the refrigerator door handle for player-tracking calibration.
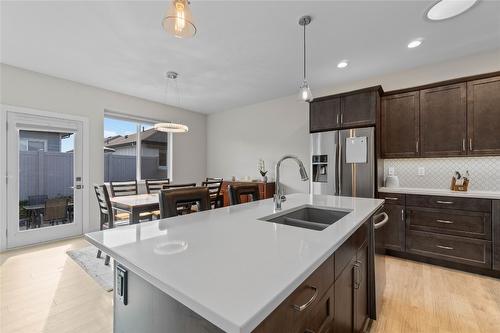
[338,139,342,195]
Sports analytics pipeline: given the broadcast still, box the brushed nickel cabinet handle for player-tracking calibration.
[292,286,318,312]
[416,140,419,153]
[384,197,399,201]
[436,200,453,204]
[336,113,340,125]
[462,138,466,152]
[340,113,343,124]
[436,219,453,224]
[469,138,473,151]
[401,208,404,222]
[436,245,454,250]
[353,261,361,289]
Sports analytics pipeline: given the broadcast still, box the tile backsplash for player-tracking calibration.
[383,157,500,191]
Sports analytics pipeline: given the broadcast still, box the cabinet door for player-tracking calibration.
[354,242,369,333]
[420,83,467,157]
[467,76,500,155]
[382,204,405,251]
[341,90,377,128]
[333,259,354,333]
[310,98,341,132]
[381,92,420,158]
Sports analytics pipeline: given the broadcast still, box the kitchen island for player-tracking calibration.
[85,193,384,333]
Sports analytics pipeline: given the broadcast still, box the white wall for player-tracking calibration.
[0,64,207,238]
[207,49,500,194]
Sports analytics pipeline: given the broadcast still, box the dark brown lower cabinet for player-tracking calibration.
[493,200,500,271]
[334,236,369,333]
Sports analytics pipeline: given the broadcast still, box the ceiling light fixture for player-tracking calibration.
[162,0,196,38]
[426,0,479,21]
[156,71,189,133]
[298,15,313,102]
[407,39,423,48]
[154,122,189,133]
[337,60,349,68]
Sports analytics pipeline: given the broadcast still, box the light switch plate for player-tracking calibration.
[418,167,425,176]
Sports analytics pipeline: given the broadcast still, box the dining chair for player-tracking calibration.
[159,187,211,218]
[161,183,198,214]
[228,184,261,205]
[145,178,170,194]
[206,177,223,182]
[202,179,223,208]
[41,198,68,226]
[110,180,138,197]
[93,184,131,265]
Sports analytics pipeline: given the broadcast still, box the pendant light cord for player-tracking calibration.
[303,23,306,81]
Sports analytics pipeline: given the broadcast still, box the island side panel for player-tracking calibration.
[113,262,224,333]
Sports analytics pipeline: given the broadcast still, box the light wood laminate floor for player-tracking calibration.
[1,238,499,333]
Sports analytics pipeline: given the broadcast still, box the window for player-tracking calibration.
[104,116,170,182]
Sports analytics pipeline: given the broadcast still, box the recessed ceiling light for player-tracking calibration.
[337,60,348,68]
[407,39,423,48]
[426,0,479,21]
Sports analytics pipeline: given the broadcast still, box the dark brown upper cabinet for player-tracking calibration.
[467,75,500,155]
[309,97,341,132]
[419,83,467,157]
[381,91,420,158]
[310,87,381,133]
[341,89,378,128]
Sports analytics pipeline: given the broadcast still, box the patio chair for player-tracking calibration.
[41,198,68,226]
[145,178,170,194]
[110,180,138,197]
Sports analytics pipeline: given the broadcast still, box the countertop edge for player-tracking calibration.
[84,200,384,333]
[378,187,500,200]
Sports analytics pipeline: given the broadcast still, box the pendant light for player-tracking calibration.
[155,71,189,133]
[162,0,196,38]
[298,15,313,102]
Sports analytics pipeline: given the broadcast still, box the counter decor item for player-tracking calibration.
[385,175,400,188]
[450,170,469,192]
[258,158,268,182]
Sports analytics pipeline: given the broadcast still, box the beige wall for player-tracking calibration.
[0,64,207,234]
[207,49,500,194]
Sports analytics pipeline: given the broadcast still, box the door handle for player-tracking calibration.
[292,285,318,311]
[374,212,389,230]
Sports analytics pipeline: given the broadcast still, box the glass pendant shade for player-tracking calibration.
[162,0,196,38]
[299,81,313,102]
[154,122,189,133]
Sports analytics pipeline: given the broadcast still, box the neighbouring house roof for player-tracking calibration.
[104,128,168,148]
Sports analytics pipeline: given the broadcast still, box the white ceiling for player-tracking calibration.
[1,1,500,114]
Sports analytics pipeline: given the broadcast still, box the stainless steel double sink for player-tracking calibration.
[259,205,350,231]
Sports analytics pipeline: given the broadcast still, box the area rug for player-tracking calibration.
[67,245,114,292]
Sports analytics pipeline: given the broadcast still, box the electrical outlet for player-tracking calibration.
[388,167,395,176]
[418,167,425,176]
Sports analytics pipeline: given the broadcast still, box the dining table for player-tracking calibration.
[110,193,160,224]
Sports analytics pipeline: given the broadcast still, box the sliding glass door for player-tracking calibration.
[6,112,84,248]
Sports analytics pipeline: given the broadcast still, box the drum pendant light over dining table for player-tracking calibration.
[298,15,313,102]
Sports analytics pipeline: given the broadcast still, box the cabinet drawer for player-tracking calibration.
[377,193,405,205]
[301,285,334,333]
[406,194,491,212]
[252,255,334,333]
[407,207,492,240]
[406,230,492,268]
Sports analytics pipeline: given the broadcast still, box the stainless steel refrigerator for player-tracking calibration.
[310,127,375,198]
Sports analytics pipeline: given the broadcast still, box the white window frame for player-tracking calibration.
[104,111,173,182]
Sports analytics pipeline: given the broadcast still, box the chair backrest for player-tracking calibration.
[159,187,210,218]
[145,178,170,194]
[202,180,223,207]
[228,184,261,205]
[93,184,114,229]
[110,180,138,197]
[206,177,223,182]
[28,195,48,205]
[162,183,197,190]
[43,198,68,221]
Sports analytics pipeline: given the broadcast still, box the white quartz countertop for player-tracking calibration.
[378,187,500,200]
[85,193,383,333]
